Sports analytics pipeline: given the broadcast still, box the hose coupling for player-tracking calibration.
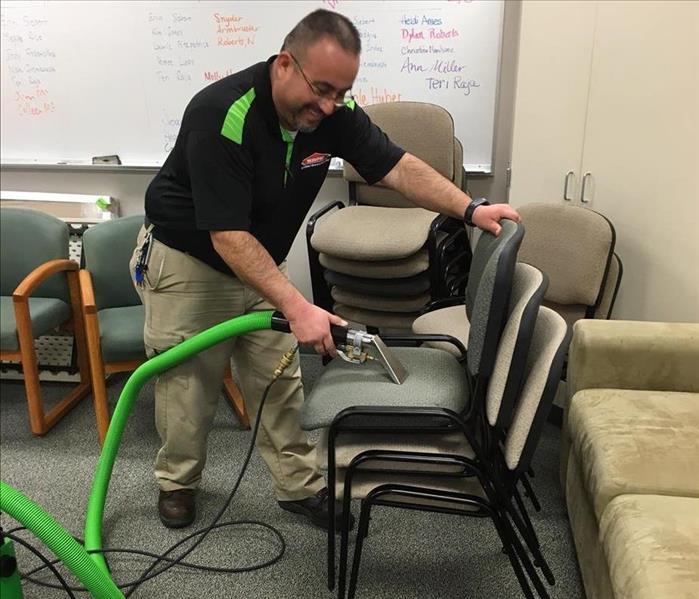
[273,346,299,380]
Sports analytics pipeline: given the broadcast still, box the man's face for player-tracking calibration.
[276,38,359,132]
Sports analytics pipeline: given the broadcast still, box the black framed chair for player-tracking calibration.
[344,306,570,599]
[314,262,549,598]
[299,219,525,595]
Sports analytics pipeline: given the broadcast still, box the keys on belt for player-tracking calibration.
[134,225,154,287]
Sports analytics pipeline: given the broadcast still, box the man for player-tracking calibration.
[131,9,520,531]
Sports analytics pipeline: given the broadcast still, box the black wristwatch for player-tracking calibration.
[464,198,490,227]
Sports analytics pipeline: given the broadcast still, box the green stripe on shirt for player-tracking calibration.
[221,87,256,144]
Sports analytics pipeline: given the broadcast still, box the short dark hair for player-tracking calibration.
[282,9,361,57]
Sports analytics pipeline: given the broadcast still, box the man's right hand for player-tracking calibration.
[285,300,347,356]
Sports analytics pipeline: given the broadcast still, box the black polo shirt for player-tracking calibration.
[145,56,405,275]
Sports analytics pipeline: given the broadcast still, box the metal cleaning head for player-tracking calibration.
[334,328,407,385]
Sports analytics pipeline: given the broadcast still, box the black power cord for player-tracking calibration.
[4,346,299,597]
[2,530,76,598]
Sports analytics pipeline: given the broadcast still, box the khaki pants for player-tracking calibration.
[129,228,324,501]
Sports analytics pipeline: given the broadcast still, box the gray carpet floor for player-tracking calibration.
[0,355,584,598]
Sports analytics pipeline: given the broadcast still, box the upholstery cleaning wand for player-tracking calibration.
[270,312,407,384]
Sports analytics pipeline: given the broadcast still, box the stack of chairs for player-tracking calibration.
[307,101,470,331]
[300,218,571,598]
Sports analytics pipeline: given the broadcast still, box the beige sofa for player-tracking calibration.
[560,320,699,599]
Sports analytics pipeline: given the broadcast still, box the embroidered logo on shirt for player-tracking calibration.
[301,152,331,170]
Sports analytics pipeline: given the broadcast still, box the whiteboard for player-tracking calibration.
[0,0,504,172]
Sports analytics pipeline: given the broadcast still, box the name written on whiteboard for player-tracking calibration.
[401,56,465,75]
[401,28,459,43]
[214,13,258,47]
[2,10,58,117]
[426,77,480,96]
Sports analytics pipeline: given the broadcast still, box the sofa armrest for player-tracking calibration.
[568,320,699,400]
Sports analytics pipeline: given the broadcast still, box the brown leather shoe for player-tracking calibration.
[158,489,196,529]
[278,487,354,532]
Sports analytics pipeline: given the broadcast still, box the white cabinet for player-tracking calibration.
[510,0,595,204]
[510,0,699,322]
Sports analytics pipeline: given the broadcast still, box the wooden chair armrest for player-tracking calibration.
[78,269,97,315]
[12,259,79,302]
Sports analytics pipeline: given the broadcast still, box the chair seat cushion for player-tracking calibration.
[0,296,70,352]
[311,206,437,261]
[300,346,469,430]
[320,248,429,279]
[98,305,146,363]
[333,304,419,330]
[568,389,699,522]
[600,494,699,599]
[412,305,470,357]
[331,286,430,313]
[324,269,431,298]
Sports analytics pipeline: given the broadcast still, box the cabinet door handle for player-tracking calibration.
[563,171,575,201]
[580,172,592,203]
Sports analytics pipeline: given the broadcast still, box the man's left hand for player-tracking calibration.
[471,203,521,236]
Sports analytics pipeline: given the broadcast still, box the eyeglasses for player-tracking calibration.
[288,52,354,108]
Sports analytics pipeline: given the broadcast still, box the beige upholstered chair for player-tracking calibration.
[516,202,620,327]
[412,202,621,359]
[307,101,470,330]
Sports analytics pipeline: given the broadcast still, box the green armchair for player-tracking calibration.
[0,207,91,436]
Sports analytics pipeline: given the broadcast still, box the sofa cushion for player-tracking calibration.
[600,494,699,599]
[569,389,699,521]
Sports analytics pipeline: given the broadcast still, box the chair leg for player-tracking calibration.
[520,472,542,512]
[498,508,551,598]
[67,268,92,396]
[489,509,536,599]
[81,303,111,444]
[17,339,47,436]
[223,365,249,429]
[90,365,111,446]
[506,494,555,585]
[327,437,337,591]
[338,465,356,599]
[348,499,372,599]
[514,485,542,549]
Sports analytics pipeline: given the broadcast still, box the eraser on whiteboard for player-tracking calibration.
[92,154,122,165]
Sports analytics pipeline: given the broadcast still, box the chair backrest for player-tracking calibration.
[0,207,70,300]
[486,263,548,429]
[81,215,143,310]
[503,306,570,475]
[517,202,615,314]
[465,219,524,378]
[594,252,623,319]
[343,102,463,208]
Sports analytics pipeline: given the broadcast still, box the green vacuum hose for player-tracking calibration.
[0,481,123,599]
[0,310,276,598]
